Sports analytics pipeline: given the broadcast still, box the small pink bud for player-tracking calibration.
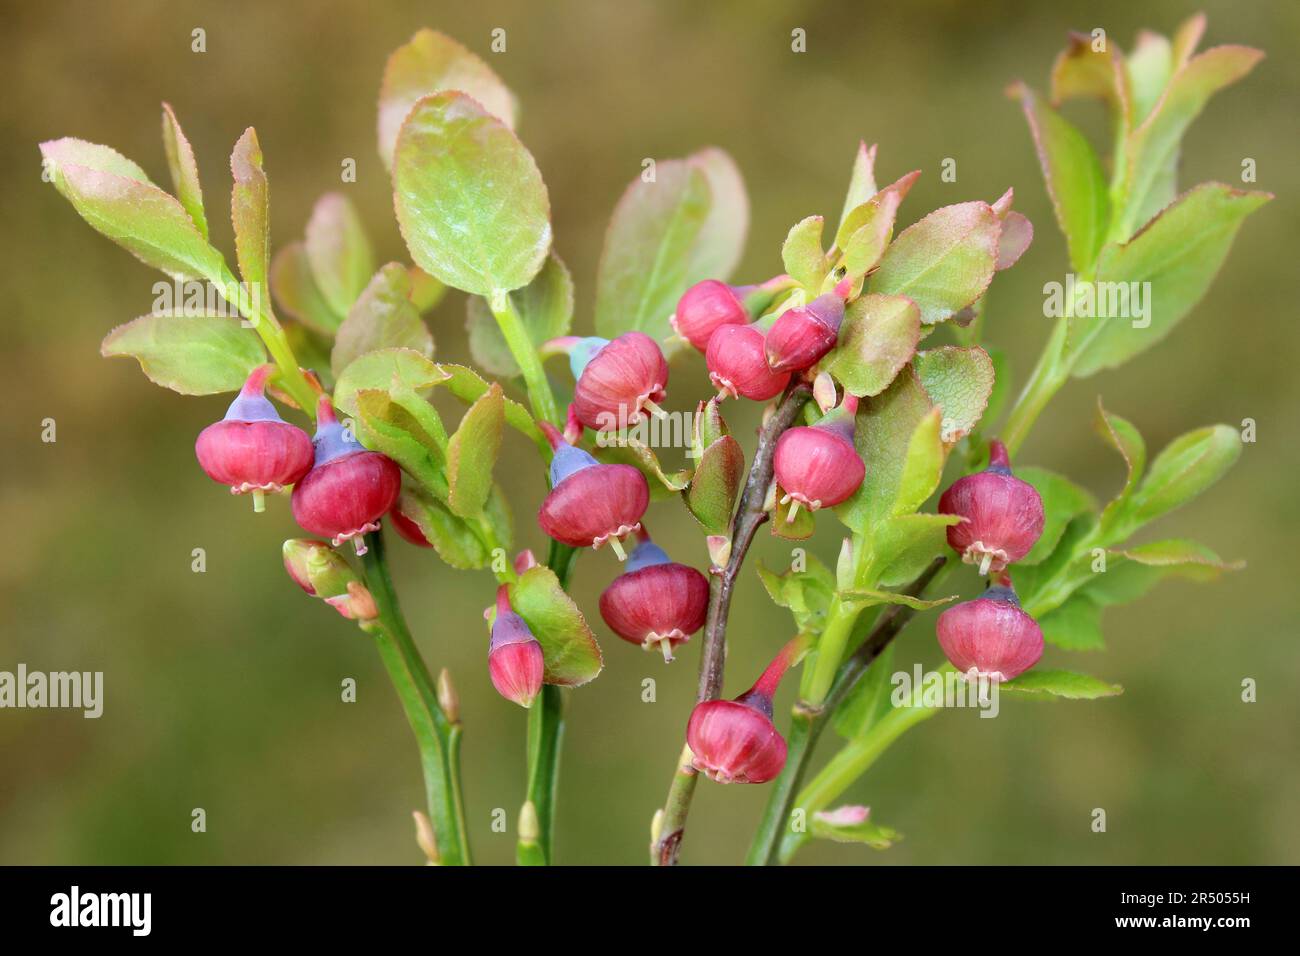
[513,549,539,575]
[936,583,1043,682]
[569,332,669,431]
[706,324,792,402]
[488,585,545,708]
[536,423,649,558]
[938,440,1044,575]
[764,293,845,373]
[325,580,379,621]
[687,636,806,784]
[599,534,709,662]
[291,396,402,554]
[195,364,314,510]
[671,280,748,352]
[773,395,864,520]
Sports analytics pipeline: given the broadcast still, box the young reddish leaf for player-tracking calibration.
[466,251,573,377]
[161,103,208,238]
[684,435,744,535]
[305,193,375,317]
[509,566,603,686]
[41,138,225,282]
[271,242,344,334]
[446,383,505,518]
[835,170,920,254]
[394,92,550,297]
[868,201,1000,325]
[782,215,827,292]
[836,141,879,235]
[331,263,434,376]
[594,159,710,341]
[1072,183,1272,376]
[990,189,1033,271]
[1010,84,1110,274]
[377,28,518,172]
[1049,32,1132,124]
[230,128,270,295]
[101,314,264,395]
[826,293,921,398]
[913,345,994,444]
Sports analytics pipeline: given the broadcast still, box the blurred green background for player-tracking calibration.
[2,0,1297,865]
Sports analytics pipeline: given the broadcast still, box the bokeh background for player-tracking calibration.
[2,0,1297,865]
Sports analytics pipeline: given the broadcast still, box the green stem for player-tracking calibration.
[803,596,862,708]
[1000,314,1069,457]
[650,744,699,865]
[362,530,471,865]
[216,264,318,416]
[488,291,559,425]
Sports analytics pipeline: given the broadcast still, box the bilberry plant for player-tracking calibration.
[45,15,1267,865]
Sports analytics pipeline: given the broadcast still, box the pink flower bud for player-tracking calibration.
[488,586,545,708]
[687,636,806,784]
[773,396,865,520]
[671,280,748,352]
[936,583,1043,682]
[764,293,845,373]
[706,324,792,402]
[195,365,314,511]
[938,440,1044,576]
[291,396,402,554]
[536,422,649,559]
[598,534,709,661]
[569,332,669,431]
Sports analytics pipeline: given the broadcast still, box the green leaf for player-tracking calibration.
[446,383,505,518]
[353,389,448,500]
[41,138,226,282]
[869,201,1000,325]
[394,92,550,297]
[841,588,956,612]
[1126,30,1174,127]
[836,367,936,533]
[333,347,443,417]
[836,141,878,234]
[509,566,603,686]
[1037,595,1105,651]
[1093,401,1146,534]
[826,293,921,399]
[395,486,497,569]
[833,644,894,738]
[757,556,837,635]
[868,512,962,588]
[100,314,264,395]
[892,407,944,516]
[1118,425,1240,535]
[594,160,710,341]
[689,148,750,282]
[782,215,828,291]
[431,363,541,449]
[331,263,434,377]
[407,266,447,314]
[593,438,690,499]
[998,669,1122,700]
[979,346,1012,434]
[684,435,744,535]
[305,193,375,317]
[466,251,574,377]
[1011,84,1110,274]
[230,128,270,296]
[772,493,816,540]
[1082,539,1241,608]
[913,346,994,444]
[1070,183,1272,377]
[160,103,207,239]
[271,242,343,334]
[834,170,921,278]
[377,28,518,172]
[1115,45,1264,238]
[1016,466,1097,565]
